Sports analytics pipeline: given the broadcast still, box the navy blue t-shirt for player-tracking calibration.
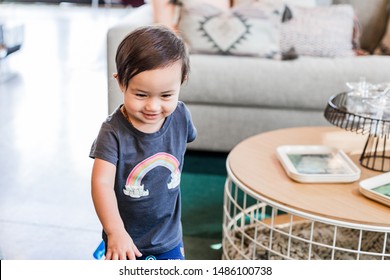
[89,101,197,255]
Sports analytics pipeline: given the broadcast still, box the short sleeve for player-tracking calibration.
[89,122,119,165]
[183,103,197,143]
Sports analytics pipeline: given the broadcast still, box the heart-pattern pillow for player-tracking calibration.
[177,2,285,59]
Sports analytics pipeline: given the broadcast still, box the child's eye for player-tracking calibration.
[135,93,147,98]
[161,94,173,99]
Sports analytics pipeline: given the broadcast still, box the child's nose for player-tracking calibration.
[146,98,160,111]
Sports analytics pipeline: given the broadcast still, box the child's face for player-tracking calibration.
[118,60,182,134]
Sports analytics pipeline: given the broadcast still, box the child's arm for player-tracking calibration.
[91,158,142,260]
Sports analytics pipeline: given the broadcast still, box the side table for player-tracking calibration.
[222,126,390,260]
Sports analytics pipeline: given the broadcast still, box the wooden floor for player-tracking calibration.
[0,3,131,259]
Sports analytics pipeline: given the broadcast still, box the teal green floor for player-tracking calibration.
[181,151,228,260]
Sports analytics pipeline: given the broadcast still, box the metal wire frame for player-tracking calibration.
[324,92,390,171]
[222,162,390,260]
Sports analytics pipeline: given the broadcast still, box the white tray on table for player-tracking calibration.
[359,172,390,207]
[276,145,361,183]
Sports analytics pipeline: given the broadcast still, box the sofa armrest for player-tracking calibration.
[107,4,153,114]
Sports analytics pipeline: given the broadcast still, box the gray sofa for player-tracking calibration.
[107,0,390,152]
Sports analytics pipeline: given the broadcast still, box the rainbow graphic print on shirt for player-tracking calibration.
[123,152,181,198]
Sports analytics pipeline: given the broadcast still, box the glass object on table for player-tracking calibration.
[345,77,379,117]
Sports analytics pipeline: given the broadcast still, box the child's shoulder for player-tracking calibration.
[174,101,192,119]
[176,101,190,113]
[100,106,122,129]
[106,106,122,121]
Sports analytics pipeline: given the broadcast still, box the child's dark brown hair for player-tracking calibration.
[115,25,190,89]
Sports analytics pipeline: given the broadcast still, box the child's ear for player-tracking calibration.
[113,73,125,92]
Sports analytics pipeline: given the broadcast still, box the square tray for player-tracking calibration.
[276,145,361,183]
[359,172,390,207]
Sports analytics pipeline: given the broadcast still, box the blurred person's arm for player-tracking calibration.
[151,0,177,31]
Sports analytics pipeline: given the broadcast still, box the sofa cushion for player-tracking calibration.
[281,4,355,57]
[179,54,390,111]
[177,1,285,59]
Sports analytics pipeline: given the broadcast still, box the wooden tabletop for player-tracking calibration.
[228,126,390,228]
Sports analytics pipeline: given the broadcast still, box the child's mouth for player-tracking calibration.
[143,112,160,120]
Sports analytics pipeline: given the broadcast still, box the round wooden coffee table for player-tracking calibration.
[222,126,390,260]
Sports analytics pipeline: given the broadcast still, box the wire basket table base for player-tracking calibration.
[222,177,390,260]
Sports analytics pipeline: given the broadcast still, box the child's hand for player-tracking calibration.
[105,230,142,260]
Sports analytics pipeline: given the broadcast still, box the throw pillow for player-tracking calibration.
[374,4,390,55]
[232,0,329,7]
[315,0,332,5]
[280,4,355,57]
[177,1,285,59]
[284,0,316,7]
